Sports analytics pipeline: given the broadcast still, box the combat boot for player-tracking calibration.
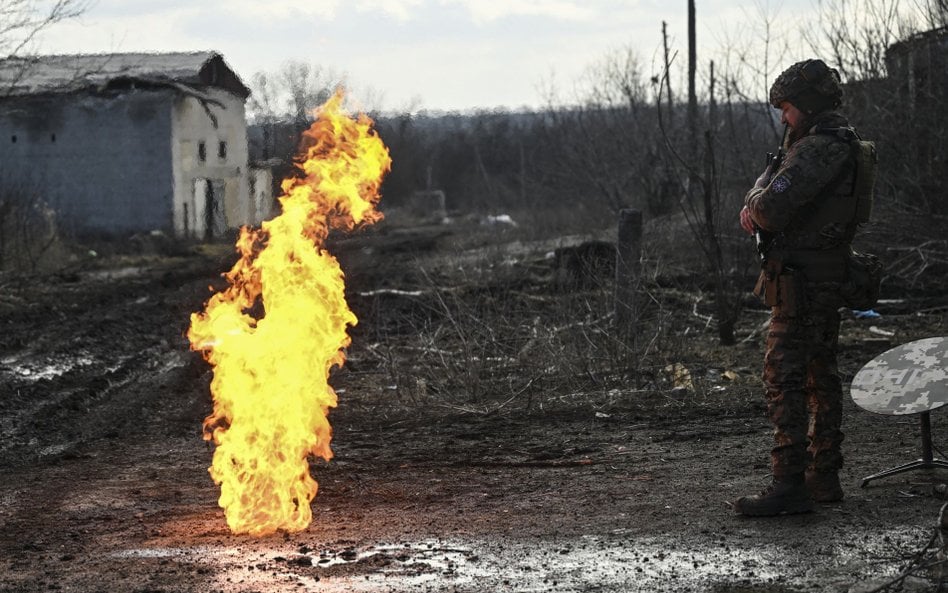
[806,470,844,503]
[733,474,814,516]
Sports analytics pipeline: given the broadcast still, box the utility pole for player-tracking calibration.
[661,21,675,124]
[687,0,697,145]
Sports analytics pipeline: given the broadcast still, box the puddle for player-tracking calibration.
[115,546,220,559]
[113,540,486,592]
[305,541,474,570]
[0,350,178,385]
[357,289,425,297]
[1,354,96,382]
[83,266,145,281]
[112,531,912,592]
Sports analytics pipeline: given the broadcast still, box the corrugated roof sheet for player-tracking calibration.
[0,51,228,96]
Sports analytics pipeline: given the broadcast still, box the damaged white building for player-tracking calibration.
[0,51,273,239]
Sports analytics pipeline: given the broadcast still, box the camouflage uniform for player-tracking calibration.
[736,59,867,514]
[745,109,857,479]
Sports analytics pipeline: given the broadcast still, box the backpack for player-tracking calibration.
[813,126,878,224]
[841,250,884,310]
[814,126,882,309]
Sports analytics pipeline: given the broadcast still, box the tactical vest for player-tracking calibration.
[773,126,877,281]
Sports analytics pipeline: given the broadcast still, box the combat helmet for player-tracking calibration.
[769,59,843,114]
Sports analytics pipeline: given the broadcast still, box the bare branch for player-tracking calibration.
[0,0,89,58]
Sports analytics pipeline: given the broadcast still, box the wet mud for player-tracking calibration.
[1,238,947,593]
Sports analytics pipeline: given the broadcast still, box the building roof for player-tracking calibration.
[0,51,251,99]
[886,25,948,57]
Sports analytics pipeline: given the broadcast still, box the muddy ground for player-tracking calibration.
[2,221,948,593]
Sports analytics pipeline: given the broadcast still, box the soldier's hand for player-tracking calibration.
[739,206,755,235]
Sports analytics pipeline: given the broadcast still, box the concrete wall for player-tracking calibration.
[0,91,175,235]
[171,88,250,239]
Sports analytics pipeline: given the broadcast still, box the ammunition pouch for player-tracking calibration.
[840,250,883,310]
[756,248,882,312]
[754,261,807,316]
[754,247,851,315]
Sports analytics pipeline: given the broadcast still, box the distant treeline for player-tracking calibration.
[248,36,946,235]
[246,25,947,346]
[250,102,777,232]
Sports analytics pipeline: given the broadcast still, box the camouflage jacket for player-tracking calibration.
[744,111,858,259]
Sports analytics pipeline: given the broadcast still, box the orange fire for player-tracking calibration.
[188,90,390,536]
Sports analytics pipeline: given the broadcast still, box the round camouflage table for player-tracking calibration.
[851,336,948,487]
[852,336,948,415]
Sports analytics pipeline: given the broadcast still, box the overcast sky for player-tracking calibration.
[38,0,839,112]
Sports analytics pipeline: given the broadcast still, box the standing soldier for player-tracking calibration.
[735,59,876,516]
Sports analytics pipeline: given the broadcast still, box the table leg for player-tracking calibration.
[861,411,948,488]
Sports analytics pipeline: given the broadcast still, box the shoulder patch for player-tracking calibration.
[771,175,791,193]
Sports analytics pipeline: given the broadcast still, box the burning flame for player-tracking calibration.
[188,90,390,536]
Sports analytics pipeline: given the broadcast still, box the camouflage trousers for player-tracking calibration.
[763,303,843,477]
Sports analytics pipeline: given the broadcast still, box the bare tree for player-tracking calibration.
[247,61,341,187]
[0,0,89,97]
[248,71,278,123]
[538,46,670,216]
[0,178,59,272]
[915,0,948,27]
[0,0,87,270]
[709,0,793,140]
[279,61,337,126]
[804,0,916,80]
[248,61,340,124]
[0,0,87,57]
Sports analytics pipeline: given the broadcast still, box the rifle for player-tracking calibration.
[754,124,789,263]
